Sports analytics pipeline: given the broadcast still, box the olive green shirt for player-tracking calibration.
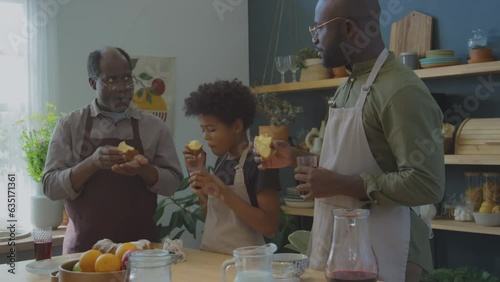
[331,53,445,273]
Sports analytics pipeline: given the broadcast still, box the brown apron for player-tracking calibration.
[63,107,158,254]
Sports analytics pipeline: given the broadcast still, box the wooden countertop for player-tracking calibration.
[0,247,327,281]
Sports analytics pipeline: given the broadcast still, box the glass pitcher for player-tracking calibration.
[326,209,378,282]
[220,243,277,282]
[125,250,171,282]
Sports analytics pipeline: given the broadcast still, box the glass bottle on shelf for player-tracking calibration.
[482,172,500,206]
[464,171,482,212]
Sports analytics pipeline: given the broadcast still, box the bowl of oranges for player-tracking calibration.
[56,242,140,282]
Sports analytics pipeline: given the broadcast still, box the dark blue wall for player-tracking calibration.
[249,0,500,276]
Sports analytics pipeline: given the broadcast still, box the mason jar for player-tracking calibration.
[125,250,171,282]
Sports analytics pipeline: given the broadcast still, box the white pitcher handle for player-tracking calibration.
[219,258,235,282]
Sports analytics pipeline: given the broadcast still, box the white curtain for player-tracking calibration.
[27,0,60,115]
[0,0,60,229]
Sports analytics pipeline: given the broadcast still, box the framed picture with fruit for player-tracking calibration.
[130,55,175,132]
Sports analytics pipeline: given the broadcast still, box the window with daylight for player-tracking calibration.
[0,0,31,230]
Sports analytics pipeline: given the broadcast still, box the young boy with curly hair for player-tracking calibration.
[183,79,281,254]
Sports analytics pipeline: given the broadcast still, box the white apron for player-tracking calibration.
[200,146,265,255]
[308,49,411,282]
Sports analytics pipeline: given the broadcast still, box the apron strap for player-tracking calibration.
[355,48,389,109]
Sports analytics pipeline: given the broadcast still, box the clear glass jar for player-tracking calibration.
[125,250,171,282]
[482,172,499,204]
[464,171,482,211]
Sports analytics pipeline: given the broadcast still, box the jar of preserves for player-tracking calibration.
[464,171,482,211]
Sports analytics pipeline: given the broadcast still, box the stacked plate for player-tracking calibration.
[420,49,462,69]
[284,187,314,208]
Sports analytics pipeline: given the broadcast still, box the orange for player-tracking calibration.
[94,253,121,272]
[79,249,102,272]
[115,242,139,262]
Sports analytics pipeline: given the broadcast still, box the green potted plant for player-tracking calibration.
[296,47,333,81]
[17,103,64,228]
[255,92,303,140]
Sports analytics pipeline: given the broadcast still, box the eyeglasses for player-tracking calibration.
[93,74,137,91]
[309,17,349,41]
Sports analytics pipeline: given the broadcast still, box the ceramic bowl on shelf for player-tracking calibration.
[473,212,500,226]
[273,253,309,277]
[425,49,455,58]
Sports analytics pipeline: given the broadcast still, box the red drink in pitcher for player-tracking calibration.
[326,271,378,282]
[34,241,52,261]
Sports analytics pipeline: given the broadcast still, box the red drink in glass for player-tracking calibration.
[34,241,52,261]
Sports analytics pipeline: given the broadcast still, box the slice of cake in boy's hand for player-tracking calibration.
[254,133,273,159]
[118,141,138,162]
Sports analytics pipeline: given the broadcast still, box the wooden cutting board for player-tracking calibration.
[389,10,433,59]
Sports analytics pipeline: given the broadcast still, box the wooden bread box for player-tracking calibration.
[455,118,500,154]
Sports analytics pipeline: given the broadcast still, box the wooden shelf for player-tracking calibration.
[431,219,500,236]
[252,61,500,94]
[281,207,500,236]
[445,154,500,165]
[281,205,314,217]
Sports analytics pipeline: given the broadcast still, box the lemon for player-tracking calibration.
[492,205,500,214]
[187,140,203,155]
[118,141,134,153]
[254,133,273,159]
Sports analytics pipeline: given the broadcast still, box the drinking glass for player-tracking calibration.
[275,56,290,84]
[296,155,318,197]
[187,161,206,190]
[33,226,52,261]
[287,55,299,82]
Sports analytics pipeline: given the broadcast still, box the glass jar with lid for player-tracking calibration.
[482,172,500,205]
[125,250,171,282]
[464,171,482,211]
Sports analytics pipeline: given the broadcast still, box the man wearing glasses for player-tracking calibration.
[43,47,183,254]
[256,0,444,281]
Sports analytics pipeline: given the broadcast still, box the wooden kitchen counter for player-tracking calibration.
[0,247,327,281]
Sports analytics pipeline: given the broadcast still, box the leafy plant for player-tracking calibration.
[297,47,320,70]
[472,45,488,49]
[255,92,303,126]
[154,169,211,240]
[420,266,500,282]
[17,103,62,183]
